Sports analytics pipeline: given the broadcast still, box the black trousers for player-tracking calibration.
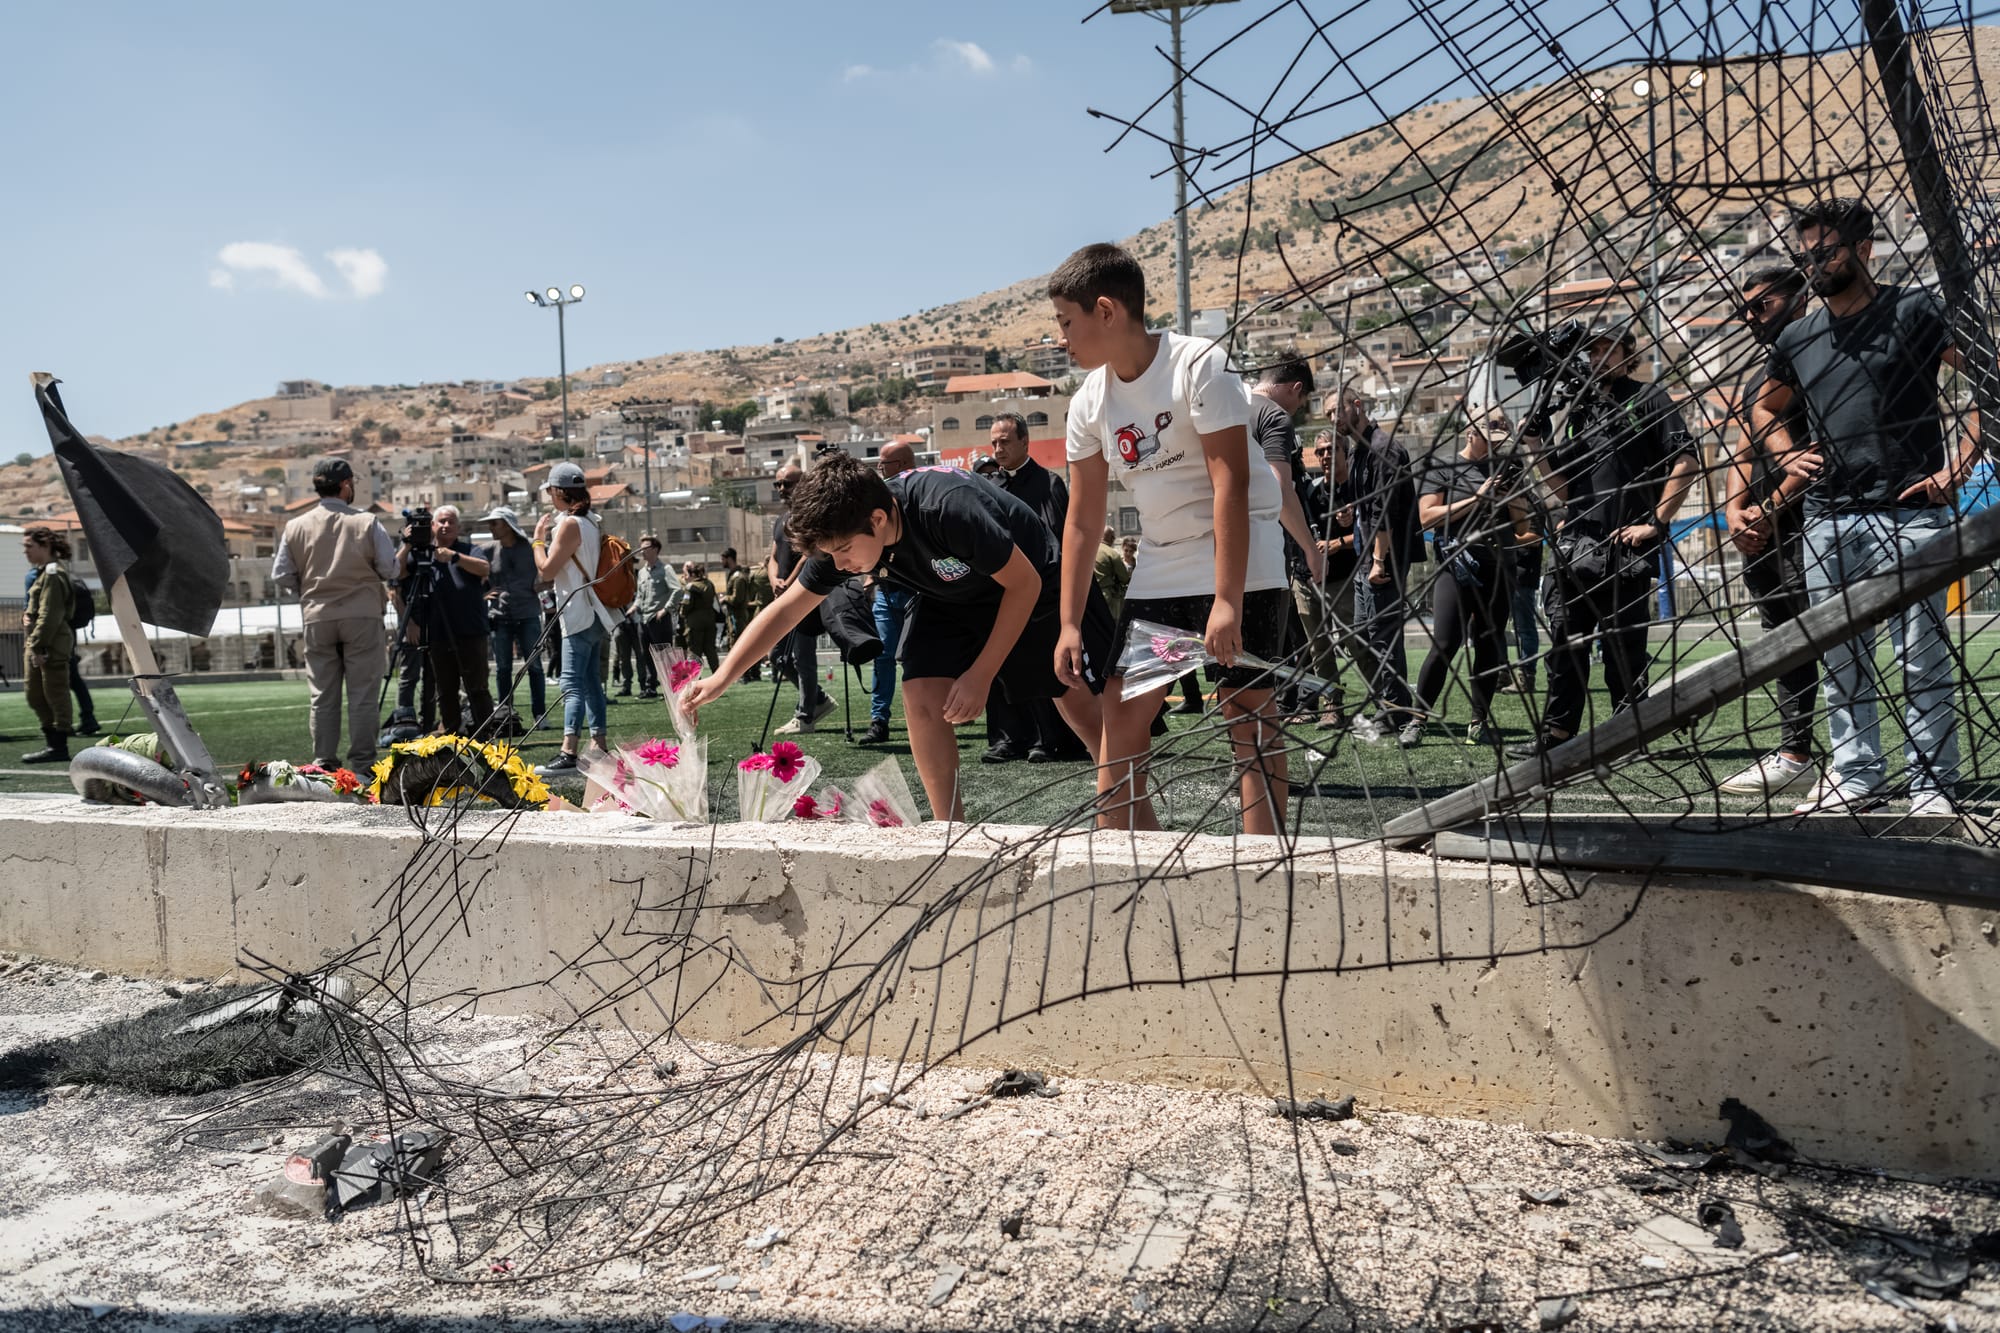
[1741,526,1818,757]
[1415,546,1509,725]
[1543,560,1654,738]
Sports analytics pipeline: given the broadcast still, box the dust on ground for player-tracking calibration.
[2,954,1996,1332]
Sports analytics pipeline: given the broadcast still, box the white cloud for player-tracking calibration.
[934,39,994,75]
[327,247,388,298]
[843,63,875,82]
[214,241,328,298]
[211,241,388,299]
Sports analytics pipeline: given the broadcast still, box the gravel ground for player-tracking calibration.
[3,954,1997,1333]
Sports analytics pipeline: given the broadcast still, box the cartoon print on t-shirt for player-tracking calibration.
[1113,421,1162,467]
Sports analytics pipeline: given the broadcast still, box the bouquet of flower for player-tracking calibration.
[367,736,552,809]
[1112,618,1336,704]
[843,758,920,828]
[791,786,846,821]
[648,644,705,739]
[238,759,366,804]
[737,741,820,822]
[577,736,709,824]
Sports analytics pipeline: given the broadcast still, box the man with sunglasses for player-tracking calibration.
[1720,264,1820,798]
[1753,197,1980,816]
[768,463,834,734]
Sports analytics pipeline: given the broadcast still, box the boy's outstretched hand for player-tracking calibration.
[1204,598,1242,667]
[677,674,726,724]
[942,669,992,725]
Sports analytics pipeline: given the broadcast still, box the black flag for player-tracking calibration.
[33,374,229,638]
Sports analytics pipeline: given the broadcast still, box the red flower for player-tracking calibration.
[668,659,702,692]
[868,798,904,828]
[793,793,822,820]
[331,768,362,794]
[768,741,805,783]
[738,752,774,773]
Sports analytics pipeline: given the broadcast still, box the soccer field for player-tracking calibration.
[4,627,1992,834]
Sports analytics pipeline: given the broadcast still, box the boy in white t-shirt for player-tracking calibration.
[1050,243,1292,834]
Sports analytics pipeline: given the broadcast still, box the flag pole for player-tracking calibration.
[108,576,228,807]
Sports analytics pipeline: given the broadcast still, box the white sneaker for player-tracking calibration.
[1909,790,1956,818]
[773,716,814,735]
[1719,751,1814,795]
[1790,781,1886,816]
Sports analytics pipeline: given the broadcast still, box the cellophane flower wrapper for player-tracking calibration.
[792,786,846,821]
[843,758,920,828]
[649,644,704,740]
[737,744,820,822]
[578,738,709,824]
[1112,617,1336,703]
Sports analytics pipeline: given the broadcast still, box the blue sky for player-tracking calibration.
[0,1,1741,445]
[0,1,1273,443]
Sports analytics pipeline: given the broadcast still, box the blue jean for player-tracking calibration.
[1802,508,1957,795]
[870,586,910,723]
[560,621,610,739]
[491,615,547,722]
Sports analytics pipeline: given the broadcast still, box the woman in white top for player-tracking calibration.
[531,461,613,771]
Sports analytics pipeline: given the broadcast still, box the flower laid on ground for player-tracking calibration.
[366,735,551,809]
[793,787,845,821]
[238,758,366,805]
[737,743,820,822]
[578,737,707,823]
[843,757,920,828]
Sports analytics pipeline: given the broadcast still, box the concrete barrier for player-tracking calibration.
[0,795,1992,1174]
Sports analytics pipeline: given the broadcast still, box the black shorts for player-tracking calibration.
[1116,587,1290,692]
[899,583,1115,702]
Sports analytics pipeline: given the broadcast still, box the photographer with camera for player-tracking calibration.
[272,457,398,770]
[1509,323,1696,759]
[395,504,494,738]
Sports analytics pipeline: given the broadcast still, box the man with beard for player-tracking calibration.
[1720,264,1820,797]
[1753,197,1981,815]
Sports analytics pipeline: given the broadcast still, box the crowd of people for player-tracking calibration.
[247,196,1975,825]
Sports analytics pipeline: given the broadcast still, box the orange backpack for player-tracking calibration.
[568,523,637,613]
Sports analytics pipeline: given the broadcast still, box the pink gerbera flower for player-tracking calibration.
[1150,634,1193,664]
[668,659,702,692]
[634,739,680,769]
[768,741,806,783]
[867,798,903,828]
[738,752,774,773]
[793,793,822,820]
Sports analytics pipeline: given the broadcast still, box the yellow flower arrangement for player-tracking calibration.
[367,735,552,809]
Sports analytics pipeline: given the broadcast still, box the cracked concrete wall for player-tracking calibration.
[0,797,1993,1174]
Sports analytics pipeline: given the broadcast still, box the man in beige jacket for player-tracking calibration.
[272,457,397,769]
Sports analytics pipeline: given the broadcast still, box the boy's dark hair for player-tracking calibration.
[785,451,894,554]
[992,411,1029,443]
[1048,243,1147,323]
[1792,196,1874,243]
[1259,358,1316,393]
[1744,263,1807,297]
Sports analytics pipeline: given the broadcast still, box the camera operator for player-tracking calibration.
[397,504,495,738]
[1511,324,1696,758]
[481,505,547,728]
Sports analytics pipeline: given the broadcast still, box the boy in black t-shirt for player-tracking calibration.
[681,453,1113,822]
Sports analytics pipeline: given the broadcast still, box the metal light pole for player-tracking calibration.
[620,400,678,532]
[525,285,585,458]
[1111,0,1238,335]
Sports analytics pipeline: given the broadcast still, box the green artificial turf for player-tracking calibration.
[6,626,1993,836]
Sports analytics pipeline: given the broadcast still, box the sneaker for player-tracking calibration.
[76,720,101,737]
[1026,746,1057,764]
[1505,731,1569,762]
[1790,781,1886,816]
[862,718,890,744]
[1909,790,1956,818]
[1719,751,1814,796]
[1397,718,1426,749]
[773,716,814,735]
[808,695,836,724]
[1465,721,1499,748]
[980,742,1024,765]
[535,752,579,775]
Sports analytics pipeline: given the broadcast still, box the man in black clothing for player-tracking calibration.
[768,463,833,735]
[991,411,1090,763]
[1512,326,1696,757]
[1720,264,1820,797]
[1753,196,1980,814]
[1334,390,1423,745]
[681,453,1112,821]
[1299,429,1361,727]
[1250,360,1325,719]
[397,504,495,737]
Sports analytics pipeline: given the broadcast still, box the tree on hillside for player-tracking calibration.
[808,392,834,419]
[216,419,236,436]
[348,425,368,447]
[261,467,286,483]
[848,385,878,411]
[404,404,425,420]
[360,417,380,432]
[696,400,760,434]
[13,453,32,467]
[378,427,402,445]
